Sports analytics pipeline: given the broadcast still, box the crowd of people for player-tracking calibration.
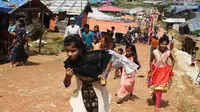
[63,16,176,112]
[2,14,177,112]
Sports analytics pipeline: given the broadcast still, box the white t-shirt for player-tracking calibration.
[64,24,81,37]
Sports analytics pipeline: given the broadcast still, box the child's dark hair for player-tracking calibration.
[19,19,25,27]
[93,36,99,42]
[195,47,199,51]
[84,24,89,29]
[64,34,87,55]
[125,44,141,69]
[118,48,124,54]
[159,36,169,45]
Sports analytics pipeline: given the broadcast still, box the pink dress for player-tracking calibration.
[117,57,136,99]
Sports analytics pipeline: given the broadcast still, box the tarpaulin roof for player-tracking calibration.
[163,18,185,23]
[0,0,28,14]
[181,17,200,31]
[40,0,89,15]
[88,8,120,21]
[167,5,198,14]
[98,6,121,12]
[89,0,97,5]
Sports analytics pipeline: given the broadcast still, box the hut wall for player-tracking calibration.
[56,18,69,34]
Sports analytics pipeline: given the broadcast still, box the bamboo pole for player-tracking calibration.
[38,10,44,53]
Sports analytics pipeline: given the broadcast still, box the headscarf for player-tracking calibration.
[64,50,112,79]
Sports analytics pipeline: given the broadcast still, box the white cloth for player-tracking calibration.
[70,77,111,112]
[64,25,81,37]
[108,50,139,75]
[112,31,116,39]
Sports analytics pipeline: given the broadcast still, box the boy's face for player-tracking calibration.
[94,27,98,31]
[84,27,89,32]
[93,38,97,43]
[10,21,14,26]
[117,50,123,55]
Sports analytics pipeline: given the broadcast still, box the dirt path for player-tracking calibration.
[1,42,200,112]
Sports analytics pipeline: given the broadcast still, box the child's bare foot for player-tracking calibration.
[10,64,16,67]
[116,99,123,104]
[155,108,160,112]
[22,61,27,66]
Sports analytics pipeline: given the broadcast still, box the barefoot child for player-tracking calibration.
[116,44,140,104]
[191,47,199,66]
[149,36,175,112]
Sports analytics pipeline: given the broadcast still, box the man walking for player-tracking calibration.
[64,17,81,37]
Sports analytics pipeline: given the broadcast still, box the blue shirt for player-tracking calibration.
[82,31,94,45]
[8,24,17,32]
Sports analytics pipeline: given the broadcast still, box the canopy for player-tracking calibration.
[89,0,98,5]
[40,0,89,15]
[0,0,28,14]
[88,8,120,21]
[98,6,121,12]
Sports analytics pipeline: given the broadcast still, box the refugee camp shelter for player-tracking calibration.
[98,5,121,16]
[179,17,200,35]
[0,0,51,57]
[40,0,92,33]
[164,5,197,20]
[163,18,185,30]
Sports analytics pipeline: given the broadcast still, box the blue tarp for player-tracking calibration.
[181,17,200,31]
[0,0,28,14]
[168,5,198,14]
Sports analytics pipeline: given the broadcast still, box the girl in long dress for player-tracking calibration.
[8,19,28,67]
[116,44,140,104]
[63,34,139,112]
[149,36,175,112]
[63,34,111,112]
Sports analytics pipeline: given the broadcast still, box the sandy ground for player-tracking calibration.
[0,42,200,112]
[0,13,200,112]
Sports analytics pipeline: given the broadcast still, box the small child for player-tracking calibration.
[92,36,100,50]
[170,36,175,50]
[113,48,124,79]
[191,47,199,66]
[116,45,138,104]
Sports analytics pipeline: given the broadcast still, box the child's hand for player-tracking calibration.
[148,70,152,77]
[98,75,107,86]
[66,68,74,77]
[64,68,73,88]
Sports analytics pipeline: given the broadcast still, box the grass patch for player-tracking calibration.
[114,0,155,9]
[29,32,65,55]
[115,4,155,9]
[192,30,200,35]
